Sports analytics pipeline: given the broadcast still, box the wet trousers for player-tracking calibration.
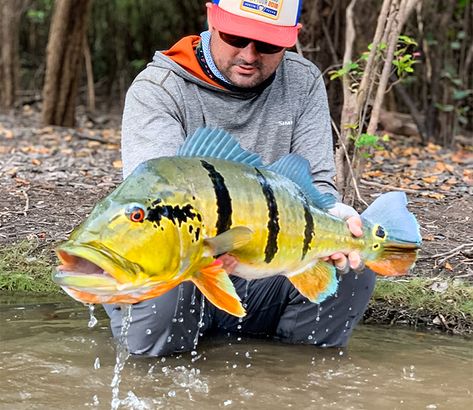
[103,269,376,357]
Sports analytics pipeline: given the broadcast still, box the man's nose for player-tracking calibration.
[238,41,259,63]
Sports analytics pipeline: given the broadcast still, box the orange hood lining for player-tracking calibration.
[162,35,224,89]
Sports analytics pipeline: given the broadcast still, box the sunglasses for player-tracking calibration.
[218,31,284,54]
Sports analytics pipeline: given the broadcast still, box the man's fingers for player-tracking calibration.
[348,251,362,270]
[216,254,238,274]
[346,216,363,237]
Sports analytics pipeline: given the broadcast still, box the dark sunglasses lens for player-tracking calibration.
[219,32,250,48]
[255,42,284,54]
[219,31,283,54]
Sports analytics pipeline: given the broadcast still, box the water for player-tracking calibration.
[0,298,472,409]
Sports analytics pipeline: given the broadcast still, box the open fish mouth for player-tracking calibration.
[55,250,119,292]
[52,243,150,303]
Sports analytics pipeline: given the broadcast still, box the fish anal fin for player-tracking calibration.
[204,226,253,256]
[287,261,338,303]
[191,261,246,317]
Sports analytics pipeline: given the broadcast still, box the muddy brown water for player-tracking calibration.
[0,297,471,410]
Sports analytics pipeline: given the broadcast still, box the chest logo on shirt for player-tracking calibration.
[240,0,282,20]
[278,120,293,126]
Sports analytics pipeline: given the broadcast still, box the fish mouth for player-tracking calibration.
[53,242,153,304]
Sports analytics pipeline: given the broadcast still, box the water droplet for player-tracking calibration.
[87,304,98,328]
[237,324,242,330]
[167,336,172,343]
[93,357,100,369]
[223,399,233,406]
[178,317,184,323]
[145,328,152,335]
[168,390,176,397]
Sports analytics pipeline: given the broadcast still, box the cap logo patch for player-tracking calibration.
[240,0,283,20]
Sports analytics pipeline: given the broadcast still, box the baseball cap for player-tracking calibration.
[207,0,303,48]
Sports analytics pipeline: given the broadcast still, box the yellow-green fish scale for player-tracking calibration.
[141,157,366,276]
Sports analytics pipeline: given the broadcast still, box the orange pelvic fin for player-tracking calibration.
[366,244,419,276]
[191,260,245,317]
[287,261,338,304]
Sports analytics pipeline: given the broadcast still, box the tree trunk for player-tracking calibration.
[41,0,92,127]
[0,0,30,110]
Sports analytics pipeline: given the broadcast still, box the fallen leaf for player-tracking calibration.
[423,234,435,241]
[452,150,473,164]
[422,176,438,184]
[113,160,123,169]
[439,184,451,191]
[31,159,41,166]
[444,262,453,271]
[423,192,445,199]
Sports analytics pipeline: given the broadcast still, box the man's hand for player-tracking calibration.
[216,253,239,274]
[326,203,364,273]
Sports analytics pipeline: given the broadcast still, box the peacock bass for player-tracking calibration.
[53,128,421,317]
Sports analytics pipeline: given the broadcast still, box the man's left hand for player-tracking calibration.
[325,203,364,273]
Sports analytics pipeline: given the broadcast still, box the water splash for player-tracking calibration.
[110,304,133,410]
[87,304,98,328]
[192,296,206,351]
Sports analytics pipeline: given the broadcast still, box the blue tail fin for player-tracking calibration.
[362,192,421,276]
[361,192,421,245]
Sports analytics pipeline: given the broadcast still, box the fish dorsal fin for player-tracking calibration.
[177,127,263,166]
[265,154,336,210]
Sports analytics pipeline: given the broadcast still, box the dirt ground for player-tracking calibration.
[0,107,472,331]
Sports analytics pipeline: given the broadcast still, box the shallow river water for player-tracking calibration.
[0,297,471,410]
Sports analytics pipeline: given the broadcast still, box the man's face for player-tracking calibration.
[209,27,286,88]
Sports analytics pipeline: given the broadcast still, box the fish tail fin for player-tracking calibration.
[361,192,422,276]
[191,260,246,317]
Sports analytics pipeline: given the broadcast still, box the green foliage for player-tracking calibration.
[328,34,419,84]
[329,61,360,80]
[0,241,59,294]
[373,278,473,319]
[351,133,390,158]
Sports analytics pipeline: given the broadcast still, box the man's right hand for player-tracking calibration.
[216,254,239,274]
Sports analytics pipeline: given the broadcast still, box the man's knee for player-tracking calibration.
[276,268,376,347]
[103,284,210,356]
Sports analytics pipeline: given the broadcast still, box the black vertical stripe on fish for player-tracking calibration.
[200,160,232,234]
[300,192,314,260]
[255,169,279,263]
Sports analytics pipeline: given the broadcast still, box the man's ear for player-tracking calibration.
[206,2,214,30]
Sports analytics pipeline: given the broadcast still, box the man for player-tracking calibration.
[104,0,375,356]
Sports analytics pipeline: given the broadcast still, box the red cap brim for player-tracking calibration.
[208,3,300,48]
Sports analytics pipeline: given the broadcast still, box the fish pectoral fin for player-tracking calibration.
[191,261,246,317]
[287,261,339,304]
[204,227,253,256]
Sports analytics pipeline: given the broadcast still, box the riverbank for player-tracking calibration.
[1,109,472,335]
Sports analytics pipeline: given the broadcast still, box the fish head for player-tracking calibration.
[53,168,206,304]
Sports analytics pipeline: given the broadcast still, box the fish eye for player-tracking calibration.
[126,204,146,223]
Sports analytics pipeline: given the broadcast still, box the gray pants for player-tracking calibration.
[103,269,376,357]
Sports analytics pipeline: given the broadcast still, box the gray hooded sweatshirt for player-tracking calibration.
[121,47,338,198]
